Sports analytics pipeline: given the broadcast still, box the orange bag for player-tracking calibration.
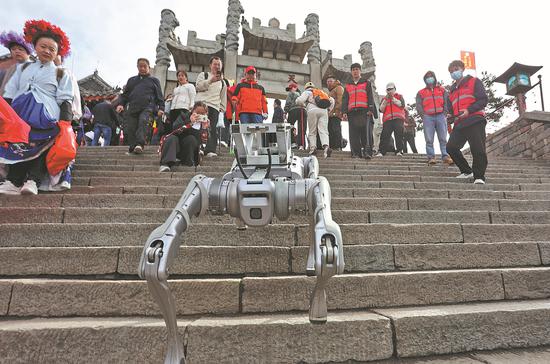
[0,97,30,144]
[46,120,77,175]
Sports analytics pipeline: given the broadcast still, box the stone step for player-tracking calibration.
[71,168,550,181]
[2,207,550,225]
[0,312,393,363]
[2,241,548,277]
[374,299,550,358]
[2,194,548,211]
[73,162,550,176]
[2,223,550,248]
[3,268,550,317]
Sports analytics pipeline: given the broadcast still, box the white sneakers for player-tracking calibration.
[0,180,21,195]
[456,173,474,179]
[159,165,171,172]
[220,141,228,148]
[206,152,217,158]
[396,152,403,157]
[20,180,38,195]
[474,179,486,185]
[375,152,383,157]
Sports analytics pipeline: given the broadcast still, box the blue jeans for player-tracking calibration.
[92,123,112,146]
[239,113,263,124]
[422,113,448,159]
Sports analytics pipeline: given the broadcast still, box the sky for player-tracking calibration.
[2,0,549,150]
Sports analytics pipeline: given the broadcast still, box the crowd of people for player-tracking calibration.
[0,18,490,196]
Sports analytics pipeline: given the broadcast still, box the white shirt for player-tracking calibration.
[171,83,196,111]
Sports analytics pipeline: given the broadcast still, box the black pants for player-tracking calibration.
[124,109,152,152]
[447,121,487,181]
[287,108,307,147]
[204,106,220,154]
[328,116,342,149]
[221,116,232,144]
[348,109,372,157]
[160,129,200,167]
[403,132,417,153]
[7,151,48,186]
[380,118,404,155]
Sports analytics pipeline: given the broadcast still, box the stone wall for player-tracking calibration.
[485,111,550,160]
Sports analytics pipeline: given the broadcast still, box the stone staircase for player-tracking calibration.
[1,146,550,363]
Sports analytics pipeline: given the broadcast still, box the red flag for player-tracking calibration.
[460,51,476,70]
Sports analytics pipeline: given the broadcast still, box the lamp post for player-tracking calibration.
[494,63,543,116]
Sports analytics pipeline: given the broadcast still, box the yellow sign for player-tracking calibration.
[460,51,476,70]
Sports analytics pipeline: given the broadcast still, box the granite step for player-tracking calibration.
[0,312,393,363]
[2,241,548,277]
[2,207,549,225]
[3,267,550,317]
[3,223,550,247]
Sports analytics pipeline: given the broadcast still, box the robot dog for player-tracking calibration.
[139,123,344,364]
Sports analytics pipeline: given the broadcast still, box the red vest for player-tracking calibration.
[345,81,369,111]
[449,76,485,124]
[419,86,445,115]
[382,93,405,122]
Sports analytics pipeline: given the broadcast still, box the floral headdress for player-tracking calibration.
[23,19,71,57]
[0,31,34,54]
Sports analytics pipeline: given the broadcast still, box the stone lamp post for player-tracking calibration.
[494,62,543,115]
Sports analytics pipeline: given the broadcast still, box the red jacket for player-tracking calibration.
[232,79,267,119]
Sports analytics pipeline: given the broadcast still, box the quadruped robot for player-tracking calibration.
[138,122,344,364]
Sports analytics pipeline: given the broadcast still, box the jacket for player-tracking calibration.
[92,101,119,128]
[342,77,377,118]
[284,90,304,113]
[416,86,447,117]
[119,74,164,113]
[195,72,227,112]
[171,83,196,111]
[232,79,267,117]
[448,75,487,129]
[328,81,344,118]
[380,93,406,122]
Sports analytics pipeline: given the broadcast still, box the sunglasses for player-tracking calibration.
[386,88,395,91]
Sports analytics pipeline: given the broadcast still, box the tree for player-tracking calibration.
[480,71,514,123]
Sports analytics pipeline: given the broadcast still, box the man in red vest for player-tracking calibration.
[342,63,378,159]
[416,71,454,165]
[377,82,405,156]
[446,60,488,184]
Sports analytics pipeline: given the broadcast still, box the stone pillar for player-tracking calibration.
[304,13,321,64]
[359,41,380,107]
[154,9,180,94]
[225,0,244,52]
[516,93,527,115]
[224,51,238,85]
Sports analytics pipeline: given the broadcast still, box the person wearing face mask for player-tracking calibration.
[416,71,453,165]
[377,82,405,156]
[446,60,488,184]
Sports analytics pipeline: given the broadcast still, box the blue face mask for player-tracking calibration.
[451,70,463,81]
[425,77,435,85]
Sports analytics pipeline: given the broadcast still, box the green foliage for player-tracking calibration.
[480,71,513,123]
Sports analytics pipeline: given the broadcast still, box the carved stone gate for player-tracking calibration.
[152,2,378,101]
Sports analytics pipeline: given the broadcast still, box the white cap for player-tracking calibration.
[386,82,396,90]
[304,81,315,89]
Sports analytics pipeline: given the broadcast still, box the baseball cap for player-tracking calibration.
[245,66,256,74]
[304,81,315,89]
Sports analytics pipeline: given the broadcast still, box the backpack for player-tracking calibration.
[311,89,331,109]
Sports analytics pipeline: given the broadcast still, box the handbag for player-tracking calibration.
[0,97,30,145]
[46,120,78,175]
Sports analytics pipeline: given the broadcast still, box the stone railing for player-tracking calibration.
[485,111,550,159]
